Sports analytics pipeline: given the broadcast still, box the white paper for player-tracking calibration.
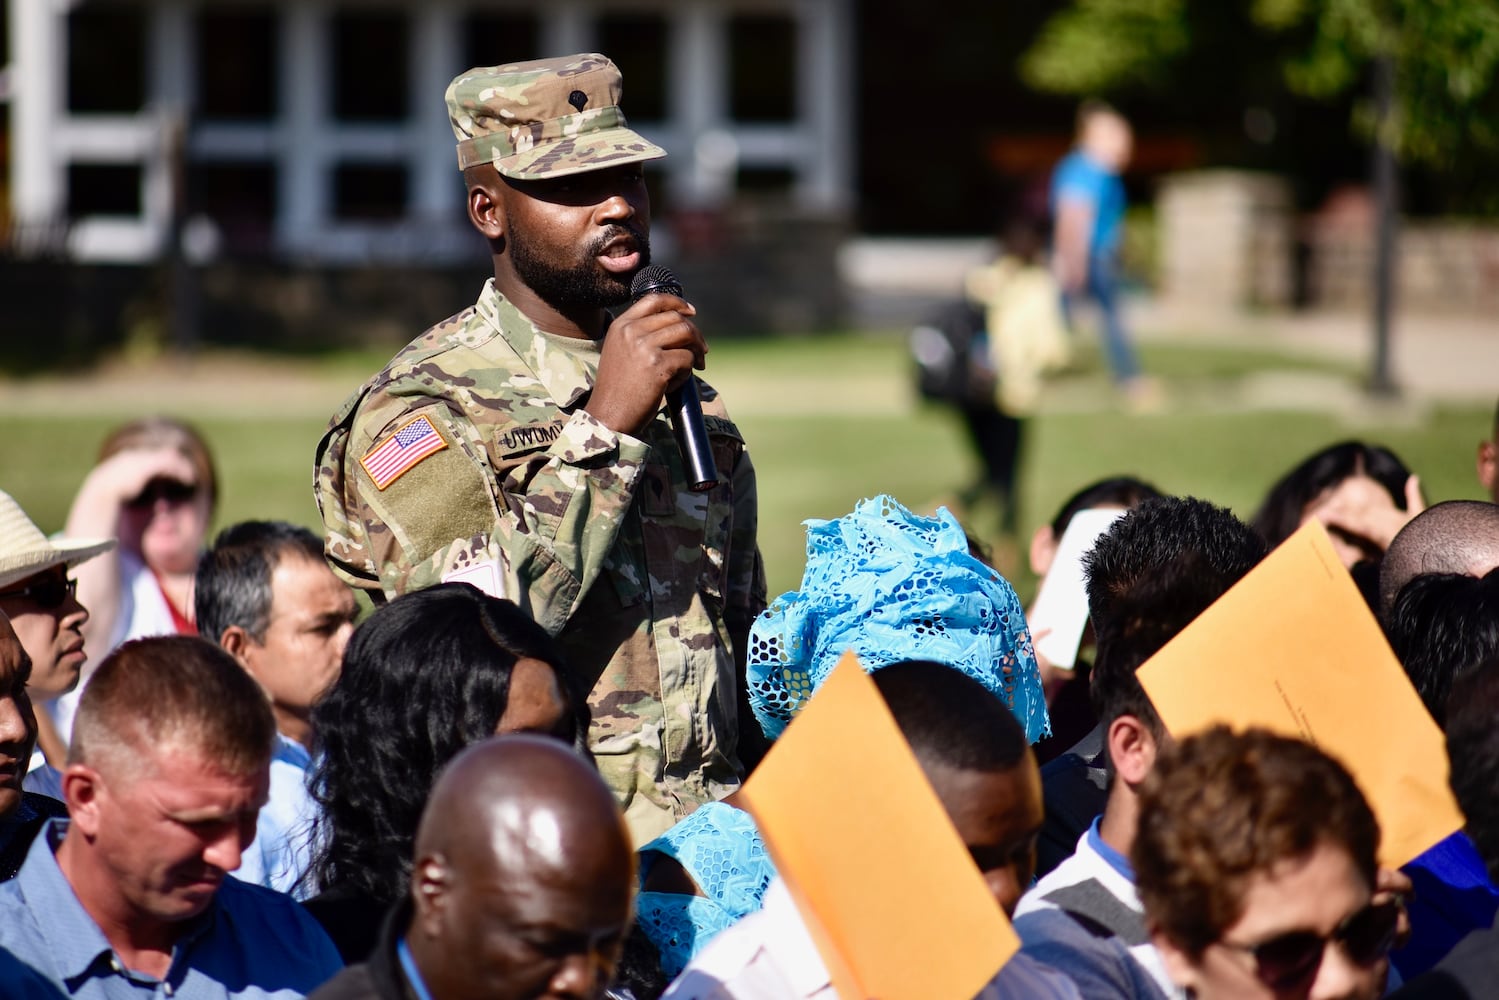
[442,559,506,600]
[1028,507,1126,669]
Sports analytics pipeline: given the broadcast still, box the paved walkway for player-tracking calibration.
[839,236,1497,408]
[1133,301,1499,407]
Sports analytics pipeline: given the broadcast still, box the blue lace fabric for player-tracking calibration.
[747,494,1050,744]
[636,802,775,978]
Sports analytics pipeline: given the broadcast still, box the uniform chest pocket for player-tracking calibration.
[636,420,742,606]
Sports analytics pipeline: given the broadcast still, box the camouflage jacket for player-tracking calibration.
[314,280,766,842]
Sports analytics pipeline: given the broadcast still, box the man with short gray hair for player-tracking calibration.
[196,520,358,896]
[0,635,343,996]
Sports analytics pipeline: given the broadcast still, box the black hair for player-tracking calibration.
[1089,549,1245,734]
[1084,495,1265,634]
[304,583,589,904]
[871,660,1029,774]
[1049,475,1162,539]
[195,520,324,644]
[611,925,668,1000]
[1385,569,1499,728]
[1444,659,1499,883]
[1251,441,1411,551]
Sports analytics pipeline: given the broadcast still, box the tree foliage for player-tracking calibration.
[1021,0,1499,165]
[1020,0,1192,96]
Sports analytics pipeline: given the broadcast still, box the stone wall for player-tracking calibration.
[1305,221,1499,315]
[1157,171,1295,311]
[1157,169,1499,316]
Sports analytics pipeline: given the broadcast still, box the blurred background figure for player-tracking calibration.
[1253,440,1421,566]
[1252,440,1423,610]
[934,218,1072,537]
[53,417,219,745]
[1051,101,1151,406]
[1478,399,1499,503]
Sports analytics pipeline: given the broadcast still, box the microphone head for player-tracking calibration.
[630,264,683,302]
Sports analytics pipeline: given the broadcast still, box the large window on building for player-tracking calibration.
[197,8,277,119]
[597,14,667,122]
[463,11,539,71]
[728,14,796,123]
[67,164,142,217]
[332,163,408,221]
[191,163,277,254]
[332,10,408,122]
[67,5,147,113]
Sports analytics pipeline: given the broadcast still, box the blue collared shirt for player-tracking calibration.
[1085,816,1135,882]
[232,733,318,900]
[0,820,342,998]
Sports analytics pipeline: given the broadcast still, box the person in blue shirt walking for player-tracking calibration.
[1051,102,1151,402]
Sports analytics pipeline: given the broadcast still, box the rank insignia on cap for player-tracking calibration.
[361,414,448,490]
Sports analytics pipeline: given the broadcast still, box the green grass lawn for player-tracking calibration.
[1,333,1490,605]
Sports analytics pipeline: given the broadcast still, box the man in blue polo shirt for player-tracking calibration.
[1051,102,1149,402]
[0,635,342,997]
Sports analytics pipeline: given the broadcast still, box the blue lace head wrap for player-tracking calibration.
[747,494,1050,744]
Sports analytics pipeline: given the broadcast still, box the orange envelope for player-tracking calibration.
[1137,520,1463,868]
[740,652,1019,1000]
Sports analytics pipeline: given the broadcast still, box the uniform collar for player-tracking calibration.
[475,279,603,410]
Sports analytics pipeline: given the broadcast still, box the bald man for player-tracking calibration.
[1378,500,1499,620]
[311,735,635,1000]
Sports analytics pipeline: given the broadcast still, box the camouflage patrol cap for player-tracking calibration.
[447,53,667,180]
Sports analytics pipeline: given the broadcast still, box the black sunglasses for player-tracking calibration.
[0,575,78,610]
[1219,896,1402,992]
[125,478,198,509]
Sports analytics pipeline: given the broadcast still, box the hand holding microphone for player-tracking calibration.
[629,266,718,492]
[584,265,719,492]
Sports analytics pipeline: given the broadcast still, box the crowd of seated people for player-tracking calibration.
[0,399,1496,1000]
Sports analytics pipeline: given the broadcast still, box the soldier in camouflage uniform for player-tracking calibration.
[314,54,766,844]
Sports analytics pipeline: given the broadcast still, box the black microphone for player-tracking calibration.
[630,265,719,492]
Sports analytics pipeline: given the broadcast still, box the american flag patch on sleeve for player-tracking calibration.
[360,414,448,490]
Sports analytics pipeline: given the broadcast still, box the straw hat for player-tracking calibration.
[0,489,115,593]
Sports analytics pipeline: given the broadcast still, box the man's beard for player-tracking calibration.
[507,222,651,314]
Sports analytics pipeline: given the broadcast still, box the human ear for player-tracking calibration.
[219,625,252,667]
[467,179,505,241]
[1029,525,1056,578]
[63,765,104,836]
[1478,440,1498,498]
[1106,714,1159,788]
[411,854,452,940]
